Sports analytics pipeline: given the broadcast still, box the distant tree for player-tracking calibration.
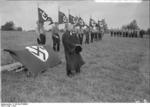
[1,21,15,31]
[1,21,23,31]
[122,25,127,30]
[16,27,23,31]
[139,29,146,38]
[146,28,150,35]
[128,20,139,30]
[122,20,139,30]
[28,29,35,32]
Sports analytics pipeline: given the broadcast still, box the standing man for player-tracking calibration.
[90,27,94,43]
[62,23,85,77]
[98,27,102,40]
[52,22,60,51]
[78,27,84,45]
[85,26,90,44]
[36,21,46,45]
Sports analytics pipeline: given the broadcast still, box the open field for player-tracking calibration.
[1,31,150,102]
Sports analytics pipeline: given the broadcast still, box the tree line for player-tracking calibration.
[1,20,150,35]
[1,21,23,31]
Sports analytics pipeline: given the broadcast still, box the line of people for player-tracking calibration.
[51,23,103,52]
[61,23,103,77]
[36,22,103,77]
[110,30,144,38]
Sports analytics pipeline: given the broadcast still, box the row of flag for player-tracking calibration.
[38,7,104,28]
[4,7,105,76]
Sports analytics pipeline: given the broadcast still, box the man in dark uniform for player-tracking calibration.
[97,27,101,40]
[131,30,134,38]
[110,30,113,37]
[90,27,94,42]
[135,31,138,38]
[62,23,85,77]
[52,22,60,51]
[129,30,132,38]
[85,26,90,44]
[78,28,84,45]
[114,30,116,37]
[36,21,46,45]
[95,27,99,41]
[139,30,144,38]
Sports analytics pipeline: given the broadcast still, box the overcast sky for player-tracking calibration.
[0,0,149,30]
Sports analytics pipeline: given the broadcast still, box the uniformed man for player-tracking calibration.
[52,22,60,51]
[62,23,85,77]
[85,26,90,44]
[78,27,84,45]
[114,30,116,37]
[90,27,94,42]
[36,21,46,45]
[95,27,99,41]
[129,30,132,38]
[139,30,144,38]
[110,30,113,37]
[98,29,102,40]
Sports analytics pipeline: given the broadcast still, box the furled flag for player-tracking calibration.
[58,11,67,24]
[38,8,53,25]
[69,14,76,24]
[4,45,61,77]
[89,18,96,27]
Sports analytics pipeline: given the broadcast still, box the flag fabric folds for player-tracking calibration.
[38,8,53,24]
[89,18,96,27]
[4,45,61,77]
[98,20,103,27]
[69,14,76,24]
[75,17,85,27]
[58,11,67,24]
[78,17,85,27]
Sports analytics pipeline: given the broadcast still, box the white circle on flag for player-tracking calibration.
[25,46,49,62]
[63,16,67,22]
[42,12,47,20]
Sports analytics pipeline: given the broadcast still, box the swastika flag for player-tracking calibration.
[69,14,76,24]
[4,45,61,77]
[38,8,53,25]
[58,11,67,24]
[89,18,96,27]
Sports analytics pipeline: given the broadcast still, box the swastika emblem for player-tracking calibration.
[26,46,49,62]
[63,16,67,22]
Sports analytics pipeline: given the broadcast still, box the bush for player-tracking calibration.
[1,21,23,31]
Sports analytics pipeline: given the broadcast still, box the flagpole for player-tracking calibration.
[37,3,39,23]
[68,9,70,23]
[37,3,40,35]
[58,5,60,24]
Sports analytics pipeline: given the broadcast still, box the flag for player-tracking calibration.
[78,17,85,27]
[69,14,76,24]
[89,18,96,27]
[38,8,53,24]
[74,16,79,25]
[47,17,53,25]
[75,17,85,27]
[4,45,61,77]
[58,11,67,24]
[98,20,103,27]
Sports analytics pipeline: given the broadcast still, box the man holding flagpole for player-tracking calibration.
[36,21,46,45]
[37,7,53,45]
[52,22,60,51]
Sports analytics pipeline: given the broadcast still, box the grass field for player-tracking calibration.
[1,31,150,102]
